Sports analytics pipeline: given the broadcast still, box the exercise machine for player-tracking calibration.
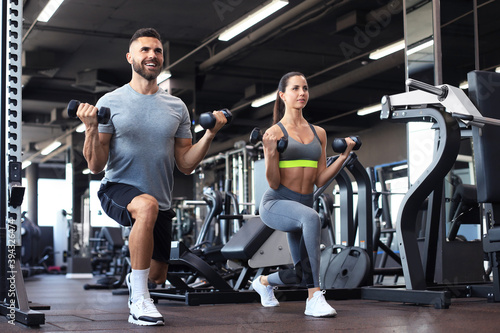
[361,73,500,308]
[467,70,500,302]
[317,151,374,290]
[148,184,251,305]
[82,227,128,289]
[367,162,406,284]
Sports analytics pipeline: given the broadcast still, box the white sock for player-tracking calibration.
[130,268,150,302]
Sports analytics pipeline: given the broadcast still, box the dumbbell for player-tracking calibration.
[199,108,232,129]
[249,127,288,153]
[332,136,361,153]
[67,100,110,124]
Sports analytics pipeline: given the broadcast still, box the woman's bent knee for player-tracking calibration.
[304,213,321,228]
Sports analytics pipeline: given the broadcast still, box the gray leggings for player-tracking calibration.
[259,185,321,288]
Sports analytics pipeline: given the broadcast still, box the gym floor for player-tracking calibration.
[1,274,500,332]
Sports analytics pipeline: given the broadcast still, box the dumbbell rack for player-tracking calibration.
[0,1,47,326]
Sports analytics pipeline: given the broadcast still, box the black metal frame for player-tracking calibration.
[363,105,460,308]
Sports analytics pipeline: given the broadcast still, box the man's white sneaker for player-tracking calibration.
[304,290,337,317]
[252,276,279,307]
[128,296,164,326]
[126,273,132,308]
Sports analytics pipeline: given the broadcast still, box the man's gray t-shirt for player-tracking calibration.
[97,84,192,210]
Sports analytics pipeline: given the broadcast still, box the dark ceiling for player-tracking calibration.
[18,0,500,167]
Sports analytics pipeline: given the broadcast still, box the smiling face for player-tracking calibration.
[127,36,164,81]
[279,75,309,110]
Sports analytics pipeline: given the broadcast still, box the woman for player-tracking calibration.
[252,72,355,317]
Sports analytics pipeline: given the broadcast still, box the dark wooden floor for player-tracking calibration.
[2,274,500,332]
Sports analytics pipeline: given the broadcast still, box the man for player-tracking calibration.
[77,28,226,326]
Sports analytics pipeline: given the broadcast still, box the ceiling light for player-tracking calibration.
[36,0,65,23]
[459,81,468,90]
[251,92,277,108]
[369,40,405,60]
[218,0,288,41]
[157,70,172,84]
[357,104,381,116]
[76,123,86,133]
[407,39,434,56]
[41,141,62,155]
[496,67,500,73]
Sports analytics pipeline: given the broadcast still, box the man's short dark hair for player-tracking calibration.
[129,28,162,47]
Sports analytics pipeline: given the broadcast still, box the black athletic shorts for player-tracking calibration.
[97,182,175,263]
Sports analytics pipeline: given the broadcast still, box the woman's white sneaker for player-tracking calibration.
[128,296,164,326]
[304,290,337,317]
[252,276,279,307]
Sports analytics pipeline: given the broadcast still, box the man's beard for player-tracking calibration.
[132,59,162,81]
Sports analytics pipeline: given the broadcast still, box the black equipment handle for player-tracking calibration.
[406,79,448,100]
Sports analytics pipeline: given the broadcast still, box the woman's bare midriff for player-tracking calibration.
[279,167,317,194]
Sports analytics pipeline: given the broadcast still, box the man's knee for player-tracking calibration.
[128,194,159,223]
[136,194,159,213]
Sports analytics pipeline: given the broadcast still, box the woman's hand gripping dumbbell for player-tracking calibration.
[67,100,110,124]
[198,108,232,130]
[249,127,288,153]
[332,136,361,153]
